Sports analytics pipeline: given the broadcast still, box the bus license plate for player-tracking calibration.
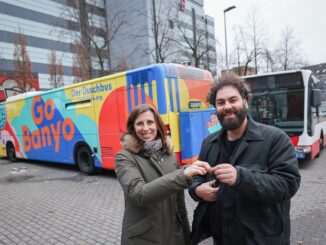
[295,152,305,158]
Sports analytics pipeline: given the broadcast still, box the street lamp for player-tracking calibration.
[224,5,236,71]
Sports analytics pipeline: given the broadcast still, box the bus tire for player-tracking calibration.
[320,135,324,151]
[316,136,323,158]
[76,145,95,175]
[6,143,17,162]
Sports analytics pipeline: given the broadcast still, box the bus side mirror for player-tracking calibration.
[312,89,321,107]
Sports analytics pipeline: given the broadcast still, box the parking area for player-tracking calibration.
[0,149,326,245]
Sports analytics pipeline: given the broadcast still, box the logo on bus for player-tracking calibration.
[22,96,75,153]
[207,113,221,134]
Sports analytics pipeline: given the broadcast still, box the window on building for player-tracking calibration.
[169,20,174,29]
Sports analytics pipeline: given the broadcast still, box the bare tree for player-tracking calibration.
[247,10,266,73]
[72,41,92,83]
[59,0,126,78]
[113,54,129,73]
[48,50,64,88]
[231,29,244,75]
[230,10,266,75]
[261,47,275,73]
[134,0,180,63]
[89,6,127,76]
[72,65,82,84]
[231,26,255,75]
[275,26,304,71]
[176,13,213,68]
[12,31,35,93]
[215,49,226,75]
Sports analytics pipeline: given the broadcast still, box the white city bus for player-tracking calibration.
[244,70,326,160]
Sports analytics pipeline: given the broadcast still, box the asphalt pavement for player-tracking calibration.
[0,149,325,245]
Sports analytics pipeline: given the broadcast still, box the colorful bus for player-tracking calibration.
[243,70,326,160]
[0,63,217,174]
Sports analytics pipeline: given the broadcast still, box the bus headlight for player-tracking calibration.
[294,146,311,153]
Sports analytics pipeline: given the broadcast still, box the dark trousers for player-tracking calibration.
[213,241,218,245]
[213,238,222,245]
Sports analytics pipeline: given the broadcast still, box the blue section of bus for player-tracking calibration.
[126,64,168,114]
[179,109,221,160]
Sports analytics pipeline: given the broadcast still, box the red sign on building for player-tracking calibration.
[0,71,39,102]
[179,0,185,11]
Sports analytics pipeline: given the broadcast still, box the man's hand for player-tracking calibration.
[195,180,219,202]
[211,163,237,186]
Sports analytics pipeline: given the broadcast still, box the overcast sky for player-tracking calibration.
[204,0,326,65]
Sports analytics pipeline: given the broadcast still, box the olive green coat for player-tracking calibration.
[115,135,191,245]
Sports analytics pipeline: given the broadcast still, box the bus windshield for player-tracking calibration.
[245,72,305,136]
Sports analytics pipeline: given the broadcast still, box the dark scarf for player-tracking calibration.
[142,139,163,158]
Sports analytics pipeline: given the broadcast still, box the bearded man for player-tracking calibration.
[189,73,301,245]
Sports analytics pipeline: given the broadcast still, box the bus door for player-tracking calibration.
[64,95,98,164]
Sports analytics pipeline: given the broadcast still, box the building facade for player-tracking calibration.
[0,0,109,91]
[0,0,216,95]
[107,0,217,75]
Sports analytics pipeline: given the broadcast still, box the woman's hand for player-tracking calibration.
[184,160,211,180]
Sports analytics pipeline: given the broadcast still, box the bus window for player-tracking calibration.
[247,75,305,136]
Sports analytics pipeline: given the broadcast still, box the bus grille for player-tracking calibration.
[101,147,114,157]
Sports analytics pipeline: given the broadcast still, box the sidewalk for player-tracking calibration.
[0,150,325,244]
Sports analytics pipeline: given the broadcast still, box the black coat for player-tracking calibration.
[189,118,301,245]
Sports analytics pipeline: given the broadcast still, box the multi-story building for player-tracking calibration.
[107,0,217,74]
[0,0,216,97]
[0,0,109,92]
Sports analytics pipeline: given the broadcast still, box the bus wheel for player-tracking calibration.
[316,136,323,158]
[320,136,324,150]
[76,145,95,175]
[6,143,17,162]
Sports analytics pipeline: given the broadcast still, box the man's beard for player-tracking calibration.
[217,105,248,130]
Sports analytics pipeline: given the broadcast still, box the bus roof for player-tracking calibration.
[5,91,43,102]
[167,64,213,81]
[3,63,213,103]
[242,69,312,79]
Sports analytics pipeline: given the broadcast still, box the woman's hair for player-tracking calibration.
[126,104,168,151]
[207,72,250,107]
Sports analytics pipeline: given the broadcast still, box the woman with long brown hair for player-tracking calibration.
[115,104,209,245]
